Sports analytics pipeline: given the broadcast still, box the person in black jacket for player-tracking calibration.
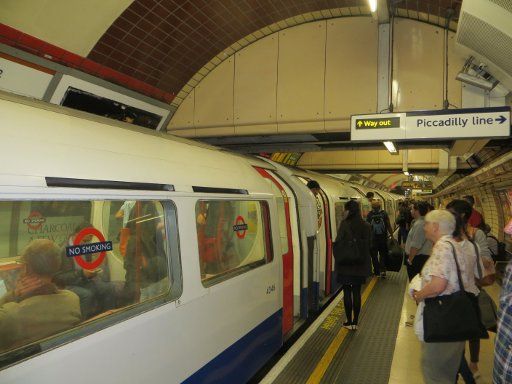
[335,200,372,330]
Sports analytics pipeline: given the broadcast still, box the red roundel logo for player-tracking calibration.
[233,216,248,239]
[73,227,108,270]
[23,211,46,230]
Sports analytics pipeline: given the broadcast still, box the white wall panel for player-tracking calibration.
[277,21,326,126]
[1,0,131,56]
[234,34,278,130]
[168,89,195,130]
[393,18,444,111]
[194,57,234,128]
[325,18,378,127]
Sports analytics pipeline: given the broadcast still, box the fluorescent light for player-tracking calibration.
[383,141,397,153]
[403,171,410,176]
[368,0,377,12]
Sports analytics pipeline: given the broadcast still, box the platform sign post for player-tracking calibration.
[351,106,510,141]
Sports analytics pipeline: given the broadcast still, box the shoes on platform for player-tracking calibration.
[343,321,358,331]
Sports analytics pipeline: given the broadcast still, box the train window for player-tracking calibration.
[196,200,272,286]
[0,199,180,367]
[266,183,288,255]
[334,202,345,230]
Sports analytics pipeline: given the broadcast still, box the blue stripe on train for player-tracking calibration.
[182,309,283,384]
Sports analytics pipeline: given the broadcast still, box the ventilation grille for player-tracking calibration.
[489,0,512,14]
[457,12,512,76]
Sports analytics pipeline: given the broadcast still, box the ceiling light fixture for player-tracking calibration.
[455,72,497,91]
[368,0,377,12]
[383,141,397,154]
[403,171,410,176]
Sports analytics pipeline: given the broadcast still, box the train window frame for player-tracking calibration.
[0,198,182,370]
[195,199,273,288]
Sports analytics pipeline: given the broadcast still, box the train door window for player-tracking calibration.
[196,200,272,286]
[334,202,346,230]
[0,199,180,367]
[267,183,289,255]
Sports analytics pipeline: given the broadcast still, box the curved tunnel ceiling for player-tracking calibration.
[87,0,463,103]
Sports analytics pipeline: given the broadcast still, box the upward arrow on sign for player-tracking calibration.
[357,121,363,127]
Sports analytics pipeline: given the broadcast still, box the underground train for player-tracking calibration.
[0,92,401,384]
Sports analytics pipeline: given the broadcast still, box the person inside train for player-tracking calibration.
[53,222,116,320]
[463,195,483,228]
[334,200,372,331]
[115,200,136,256]
[411,209,484,384]
[306,180,321,196]
[123,201,169,303]
[405,201,432,281]
[365,191,374,201]
[366,200,393,278]
[0,239,81,352]
[446,200,495,381]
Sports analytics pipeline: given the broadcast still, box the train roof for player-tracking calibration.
[0,92,272,195]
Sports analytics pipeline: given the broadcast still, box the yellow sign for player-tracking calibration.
[355,117,401,129]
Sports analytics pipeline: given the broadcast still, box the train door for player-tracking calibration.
[296,177,332,304]
[317,189,333,297]
[254,168,295,335]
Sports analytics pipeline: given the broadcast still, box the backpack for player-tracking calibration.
[487,235,507,262]
[369,210,387,235]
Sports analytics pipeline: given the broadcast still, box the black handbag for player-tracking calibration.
[333,225,363,266]
[423,241,488,343]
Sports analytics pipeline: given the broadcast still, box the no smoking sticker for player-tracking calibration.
[233,216,248,239]
[65,227,112,270]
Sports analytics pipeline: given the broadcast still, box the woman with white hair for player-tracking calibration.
[411,209,484,384]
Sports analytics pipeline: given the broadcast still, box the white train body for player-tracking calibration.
[0,93,400,383]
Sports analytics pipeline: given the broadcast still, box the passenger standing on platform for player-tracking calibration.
[493,217,512,384]
[396,200,412,245]
[411,209,483,384]
[493,262,512,383]
[335,200,372,331]
[463,195,483,228]
[446,200,496,381]
[307,180,321,196]
[405,201,432,281]
[367,200,393,278]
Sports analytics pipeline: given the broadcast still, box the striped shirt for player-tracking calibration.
[494,263,512,384]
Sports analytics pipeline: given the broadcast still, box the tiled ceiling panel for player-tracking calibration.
[88,0,365,96]
[88,0,462,99]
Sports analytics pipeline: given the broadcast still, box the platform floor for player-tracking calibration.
[260,268,500,384]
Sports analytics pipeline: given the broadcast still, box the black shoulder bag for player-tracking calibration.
[423,241,488,342]
[333,224,363,266]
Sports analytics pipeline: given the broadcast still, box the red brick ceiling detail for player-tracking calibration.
[88,0,462,98]
[88,0,364,96]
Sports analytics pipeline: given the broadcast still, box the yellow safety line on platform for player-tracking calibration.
[306,277,378,384]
